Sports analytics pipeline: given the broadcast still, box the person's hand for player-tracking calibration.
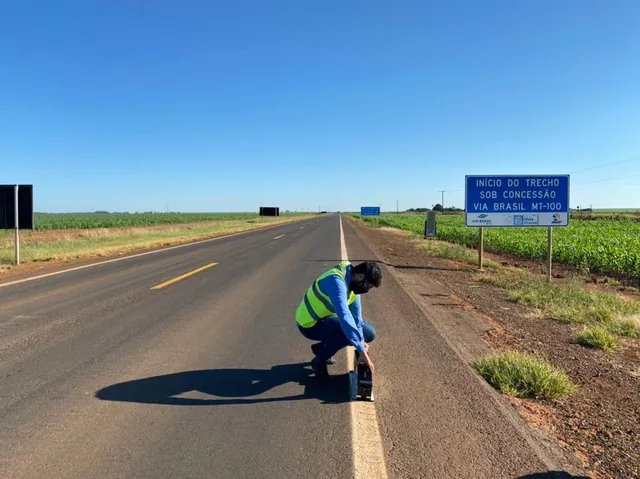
[358,349,375,373]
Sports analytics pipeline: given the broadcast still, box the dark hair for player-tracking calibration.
[352,261,382,287]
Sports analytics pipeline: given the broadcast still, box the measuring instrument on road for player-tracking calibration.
[353,351,374,401]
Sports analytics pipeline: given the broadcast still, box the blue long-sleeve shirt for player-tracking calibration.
[317,266,366,351]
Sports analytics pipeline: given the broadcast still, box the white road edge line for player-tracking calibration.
[0,221,304,289]
[340,215,388,479]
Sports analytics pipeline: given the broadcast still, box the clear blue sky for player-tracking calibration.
[2,0,639,213]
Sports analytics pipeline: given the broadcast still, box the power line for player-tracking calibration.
[569,155,640,175]
[575,171,640,185]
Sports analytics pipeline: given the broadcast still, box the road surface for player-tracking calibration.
[0,215,579,478]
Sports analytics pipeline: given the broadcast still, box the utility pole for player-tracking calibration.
[439,190,445,209]
[396,200,399,214]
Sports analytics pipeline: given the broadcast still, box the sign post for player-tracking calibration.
[14,185,19,264]
[1,184,34,265]
[465,175,570,278]
[547,227,553,282]
[478,227,484,270]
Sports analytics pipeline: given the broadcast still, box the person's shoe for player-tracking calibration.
[311,343,336,365]
[311,356,330,379]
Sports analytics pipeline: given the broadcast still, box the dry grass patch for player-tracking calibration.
[0,216,312,265]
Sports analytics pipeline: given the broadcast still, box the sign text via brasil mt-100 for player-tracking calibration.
[465,175,570,227]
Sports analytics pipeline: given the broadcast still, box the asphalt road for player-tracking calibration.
[0,215,579,478]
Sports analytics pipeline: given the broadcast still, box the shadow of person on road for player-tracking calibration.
[516,473,591,479]
[95,362,349,406]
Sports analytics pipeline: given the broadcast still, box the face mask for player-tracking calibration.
[351,279,370,294]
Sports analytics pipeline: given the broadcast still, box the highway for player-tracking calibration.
[0,215,576,478]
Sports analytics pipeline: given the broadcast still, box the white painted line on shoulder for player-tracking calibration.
[273,234,285,240]
[340,215,388,479]
[339,217,348,261]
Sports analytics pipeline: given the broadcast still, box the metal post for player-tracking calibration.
[14,185,20,265]
[547,226,553,282]
[478,227,484,270]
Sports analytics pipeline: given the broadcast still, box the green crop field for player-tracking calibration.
[358,214,640,278]
[14,212,294,230]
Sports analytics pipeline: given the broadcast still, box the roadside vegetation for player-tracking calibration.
[576,326,619,352]
[357,213,640,279]
[0,214,312,268]
[352,215,640,354]
[477,269,640,323]
[472,351,577,400]
[16,212,300,230]
[465,252,640,352]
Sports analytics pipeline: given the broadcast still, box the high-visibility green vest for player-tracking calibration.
[296,261,357,328]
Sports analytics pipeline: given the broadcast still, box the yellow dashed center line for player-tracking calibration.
[150,262,218,290]
[273,234,285,240]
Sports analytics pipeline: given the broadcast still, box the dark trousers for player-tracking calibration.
[298,317,376,361]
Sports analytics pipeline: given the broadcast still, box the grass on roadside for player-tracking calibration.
[576,326,620,352]
[409,235,502,270]
[349,214,499,269]
[479,268,640,353]
[0,216,312,267]
[472,351,577,400]
[412,237,491,266]
[479,265,640,355]
[354,212,640,279]
[351,215,640,352]
[606,315,640,339]
[478,270,640,325]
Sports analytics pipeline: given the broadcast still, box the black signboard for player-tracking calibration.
[259,206,280,217]
[0,185,34,229]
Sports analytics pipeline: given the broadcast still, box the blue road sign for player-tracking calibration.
[465,175,570,227]
[360,206,381,217]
